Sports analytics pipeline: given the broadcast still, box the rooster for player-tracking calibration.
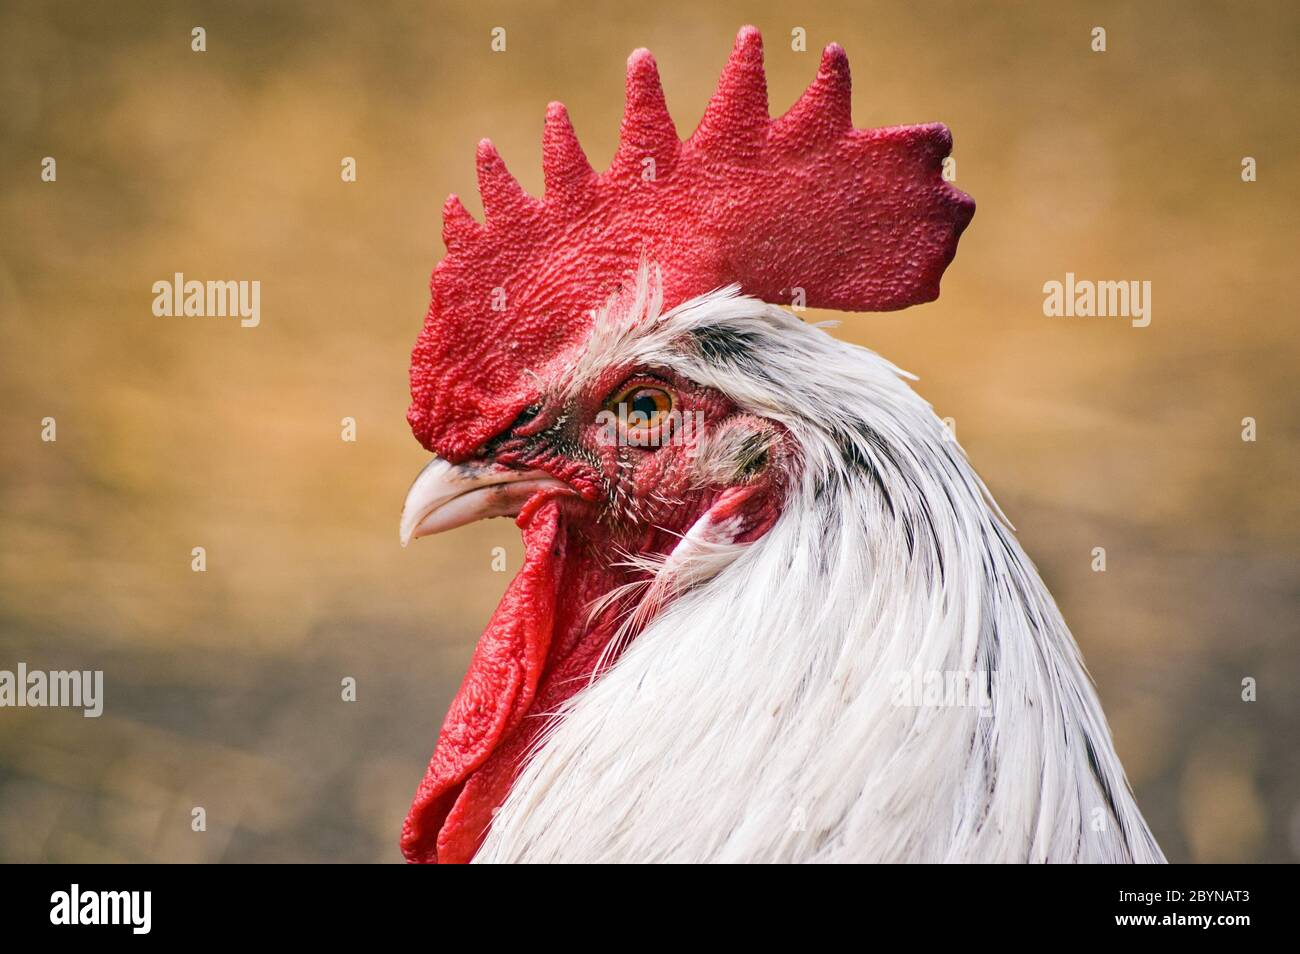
[397,27,1164,864]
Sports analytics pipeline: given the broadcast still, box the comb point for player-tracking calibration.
[615,48,679,173]
[542,101,595,202]
[691,22,769,152]
[775,41,853,144]
[734,24,762,50]
[815,43,852,127]
[440,193,479,249]
[476,138,532,221]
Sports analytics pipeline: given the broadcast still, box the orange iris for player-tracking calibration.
[608,385,673,436]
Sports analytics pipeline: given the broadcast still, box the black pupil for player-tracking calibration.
[630,392,660,418]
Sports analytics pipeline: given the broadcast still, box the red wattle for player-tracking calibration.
[400,501,565,863]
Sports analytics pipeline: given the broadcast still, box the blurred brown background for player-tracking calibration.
[0,0,1296,862]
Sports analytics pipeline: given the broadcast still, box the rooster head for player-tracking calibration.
[399,26,973,863]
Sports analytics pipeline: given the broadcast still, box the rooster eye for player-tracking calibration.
[607,385,674,434]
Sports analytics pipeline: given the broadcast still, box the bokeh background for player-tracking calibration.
[1,0,1296,862]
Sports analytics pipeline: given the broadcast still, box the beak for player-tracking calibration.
[399,457,570,546]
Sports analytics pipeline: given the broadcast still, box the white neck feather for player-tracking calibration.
[476,284,1164,863]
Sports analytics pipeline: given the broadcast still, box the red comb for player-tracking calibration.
[409,26,974,457]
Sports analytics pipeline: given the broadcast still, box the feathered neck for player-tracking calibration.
[475,287,1163,862]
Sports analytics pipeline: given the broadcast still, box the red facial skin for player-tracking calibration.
[401,370,785,863]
